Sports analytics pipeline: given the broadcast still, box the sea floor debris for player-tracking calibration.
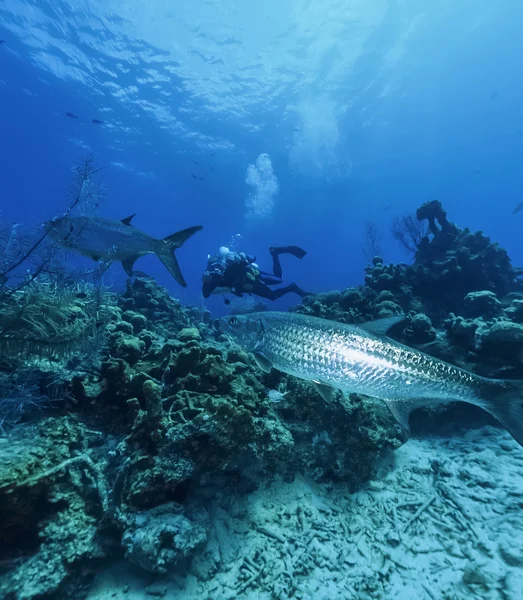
[86,427,523,600]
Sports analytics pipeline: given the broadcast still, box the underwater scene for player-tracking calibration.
[1,1,523,599]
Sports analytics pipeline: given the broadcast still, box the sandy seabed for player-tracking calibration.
[87,427,523,600]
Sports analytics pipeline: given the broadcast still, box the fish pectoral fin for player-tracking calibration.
[382,399,413,432]
[121,256,138,277]
[313,380,336,403]
[121,214,136,226]
[360,315,406,337]
[253,352,273,373]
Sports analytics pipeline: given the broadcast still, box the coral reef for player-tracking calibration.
[1,201,523,599]
[0,276,401,599]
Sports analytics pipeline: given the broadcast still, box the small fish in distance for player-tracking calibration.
[513,202,523,216]
[45,213,203,287]
[92,119,104,125]
[221,311,523,448]
[65,112,79,119]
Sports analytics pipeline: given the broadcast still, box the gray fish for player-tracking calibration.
[221,311,523,447]
[46,214,202,286]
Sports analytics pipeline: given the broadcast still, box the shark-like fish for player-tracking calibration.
[46,214,202,287]
[221,311,523,447]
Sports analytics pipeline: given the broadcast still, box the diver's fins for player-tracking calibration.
[270,246,307,259]
[155,225,203,287]
[289,283,311,298]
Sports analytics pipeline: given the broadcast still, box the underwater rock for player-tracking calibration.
[505,298,523,323]
[115,335,146,366]
[0,417,108,599]
[122,310,148,333]
[463,290,502,319]
[122,502,208,574]
[405,313,437,344]
[445,314,480,352]
[177,327,201,343]
[416,199,457,235]
[120,278,192,332]
[476,320,523,364]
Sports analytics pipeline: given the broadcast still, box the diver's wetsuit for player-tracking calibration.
[202,246,309,301]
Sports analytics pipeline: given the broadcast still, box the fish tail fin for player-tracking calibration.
[155,225,203,287]
[479,378,523,447]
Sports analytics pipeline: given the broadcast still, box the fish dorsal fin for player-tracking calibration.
[253,352,272,373]
[382,399,413,432]
[121,256,138,277]
[359,315,405,337]
[313,380,336,403]
[121,214,136,226]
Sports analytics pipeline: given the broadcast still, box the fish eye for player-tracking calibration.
[69,223,75,233]
[229,316,237,326]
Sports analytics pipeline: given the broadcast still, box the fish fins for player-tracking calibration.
[121,214,136,226]
[360,315,405,337]
[253,352,272,373]
[480,379,523,447]
[155,225,203,286]
[163,225,203,248]
[122,257,137,277]
[313,380,336,403]
[383,399,412,432]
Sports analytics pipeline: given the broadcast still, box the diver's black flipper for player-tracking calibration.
[289,283,311,298]
[155,225,203,287]
[270,246,307,259]
[122,257,137,277]
[480,379,523,448]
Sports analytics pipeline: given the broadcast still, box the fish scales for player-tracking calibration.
[221,311,523,449]
[258,312,477,404]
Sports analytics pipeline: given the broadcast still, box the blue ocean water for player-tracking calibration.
[2,0,522,309]
[3,3,523,599]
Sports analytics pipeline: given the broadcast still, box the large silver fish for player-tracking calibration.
[46,214,202,286]
[221,311,523,447]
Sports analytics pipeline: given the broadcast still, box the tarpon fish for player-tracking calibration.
[221,311,523,447]
[46,214,202,287]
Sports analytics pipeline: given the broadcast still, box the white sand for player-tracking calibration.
[87,426,523,600]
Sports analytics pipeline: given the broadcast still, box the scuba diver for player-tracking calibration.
[202,245,310,302]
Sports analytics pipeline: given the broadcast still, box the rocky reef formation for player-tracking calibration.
[0,276,401,599]
[1,200,522,599]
